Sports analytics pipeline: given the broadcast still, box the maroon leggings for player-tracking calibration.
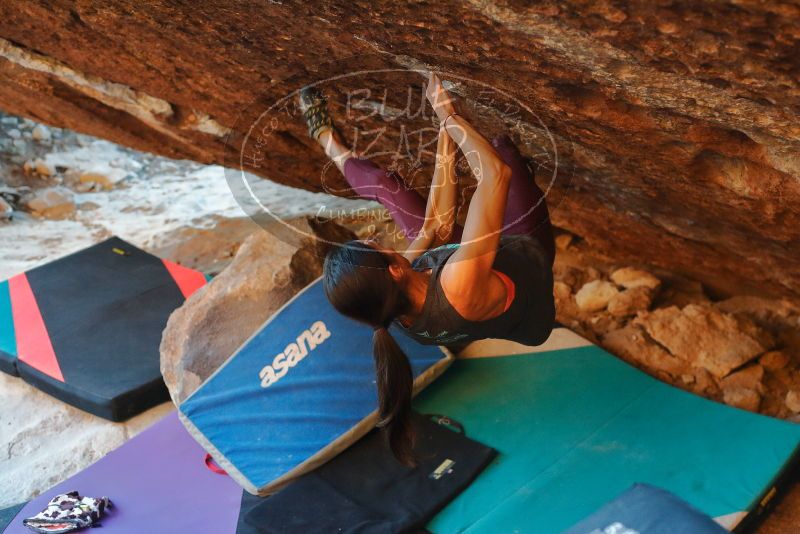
[343,134,555,261]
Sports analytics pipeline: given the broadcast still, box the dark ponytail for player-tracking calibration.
[373,325,415,464]
[323,241,416,465]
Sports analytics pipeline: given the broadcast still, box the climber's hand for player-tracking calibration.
[425,72,456,122]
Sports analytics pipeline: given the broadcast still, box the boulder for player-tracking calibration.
[610,267,661,290]
[35,159,54,176]
[31,124,51,142]
[553,264,591,294]
[149,216,260,274]
[786,390,800,413]
[715,296,800,338]
[77,201,100,211]
[554,233,573,251]
[634,304,774,378]
[760,350,791,372]
[721,364,764,393]
[607,286,653,317]
[160,217,355,405]
[0,1,799,301]
[24,186,75,219]
[553,281,571,300]
[575,280,619,312]
[722,386,761,412]
[0,196,11,220]
[0,185,26,206]
[78,171,118,190]
[23,158,54,177]
[553,280,583,326]
[693,368,718,396]
[655,276,711,309]
[602,323,689,378]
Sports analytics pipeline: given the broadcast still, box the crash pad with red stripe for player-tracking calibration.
[0,237,207,421]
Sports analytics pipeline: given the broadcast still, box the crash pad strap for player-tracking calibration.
[205,453,228,476]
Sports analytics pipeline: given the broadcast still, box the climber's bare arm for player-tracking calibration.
[424,73,511,304]
[441,115,510,300]
[402,123,458,262]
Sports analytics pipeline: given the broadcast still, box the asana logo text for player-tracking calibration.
[259,321,331,388]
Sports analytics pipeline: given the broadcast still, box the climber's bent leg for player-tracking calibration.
[491,134,555,262]
[342,157,433,239]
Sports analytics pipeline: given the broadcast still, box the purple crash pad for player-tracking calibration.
[3,413,243,534]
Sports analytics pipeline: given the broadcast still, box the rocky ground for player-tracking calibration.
[552,232,800,422]
[1,112,799,530]
[550,233,800,531]
[0,112,375,278]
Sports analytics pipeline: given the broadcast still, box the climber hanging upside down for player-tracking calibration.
[299,73,555,463]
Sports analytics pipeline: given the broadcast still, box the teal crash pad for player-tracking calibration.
[416,339,800,533]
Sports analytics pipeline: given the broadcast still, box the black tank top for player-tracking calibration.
[398,235,554,347]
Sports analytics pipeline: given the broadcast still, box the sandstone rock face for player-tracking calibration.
[722,386,761,413]
[721,364,765,393]
[716,296,800,328]
[554,233,573,251]
[655,277,711,310]
[760,350,790,372]
[160,217,355,404]
[634,304,774,378]
[602,323,689,379]
[0,1,798,300]
[607,286,653,317]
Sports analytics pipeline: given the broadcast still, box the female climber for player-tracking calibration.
[300,73,555,463]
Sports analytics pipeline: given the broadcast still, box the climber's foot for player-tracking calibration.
[299,86,335,140]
